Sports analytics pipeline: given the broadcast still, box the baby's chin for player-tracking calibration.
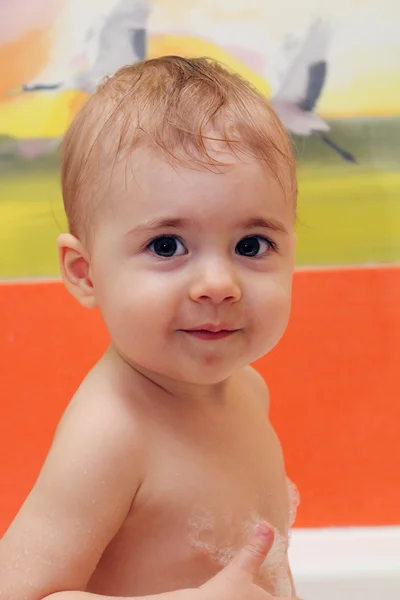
[138,360,244,389]
[112,339,270,386]
[169,355,255,386]
[153,365,240,388]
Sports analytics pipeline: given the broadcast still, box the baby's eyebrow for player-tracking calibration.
[241,217,288,235]
[125,218,195,237]
[125,216,288,237]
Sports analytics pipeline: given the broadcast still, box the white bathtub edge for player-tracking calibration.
[288,525,400,599]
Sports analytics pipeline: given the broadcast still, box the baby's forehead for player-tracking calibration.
[95,148,295,236]
[111,143,292,193]
[81,137,296,244]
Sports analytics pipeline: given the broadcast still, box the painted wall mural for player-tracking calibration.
[1,0,399,278]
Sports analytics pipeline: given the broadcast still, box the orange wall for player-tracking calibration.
[1,266,399,535]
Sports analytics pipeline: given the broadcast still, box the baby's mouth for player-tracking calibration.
[182,326,240,341]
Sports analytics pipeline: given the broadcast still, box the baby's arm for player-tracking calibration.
[0,388,146,600]
[0,374,297,600]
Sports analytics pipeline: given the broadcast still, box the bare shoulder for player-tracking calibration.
[50,364,147,494]
[241,365,270,414]
[0,362,146,600]
[56,363,146,454]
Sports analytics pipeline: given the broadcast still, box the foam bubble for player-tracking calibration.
[287,476,300,529]
[187,477,300,596]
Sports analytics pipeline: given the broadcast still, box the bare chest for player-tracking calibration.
[87,408,298,597]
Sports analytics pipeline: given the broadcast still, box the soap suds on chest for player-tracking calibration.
[187,477,300,597]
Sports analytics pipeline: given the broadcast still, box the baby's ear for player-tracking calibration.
[57,233,96,309]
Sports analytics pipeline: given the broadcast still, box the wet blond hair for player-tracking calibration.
[61,56,297,240]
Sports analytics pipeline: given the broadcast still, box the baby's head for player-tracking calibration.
[58,56,297,385]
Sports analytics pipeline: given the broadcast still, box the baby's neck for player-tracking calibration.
[103,344,235,406]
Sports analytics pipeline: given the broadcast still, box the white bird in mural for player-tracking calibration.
[7,0,151,159]
[271,18,356,163]
[22,0,151,94]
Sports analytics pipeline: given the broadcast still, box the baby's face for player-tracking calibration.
[88,148,295,384]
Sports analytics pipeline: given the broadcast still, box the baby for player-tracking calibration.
[0,56,300,600]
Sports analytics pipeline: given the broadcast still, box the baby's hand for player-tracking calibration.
[197,522,302,600]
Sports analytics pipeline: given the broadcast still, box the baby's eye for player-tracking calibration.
[235,236,274,257]
[148,236,187,258]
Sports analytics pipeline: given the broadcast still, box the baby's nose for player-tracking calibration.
[189,261,241,305]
